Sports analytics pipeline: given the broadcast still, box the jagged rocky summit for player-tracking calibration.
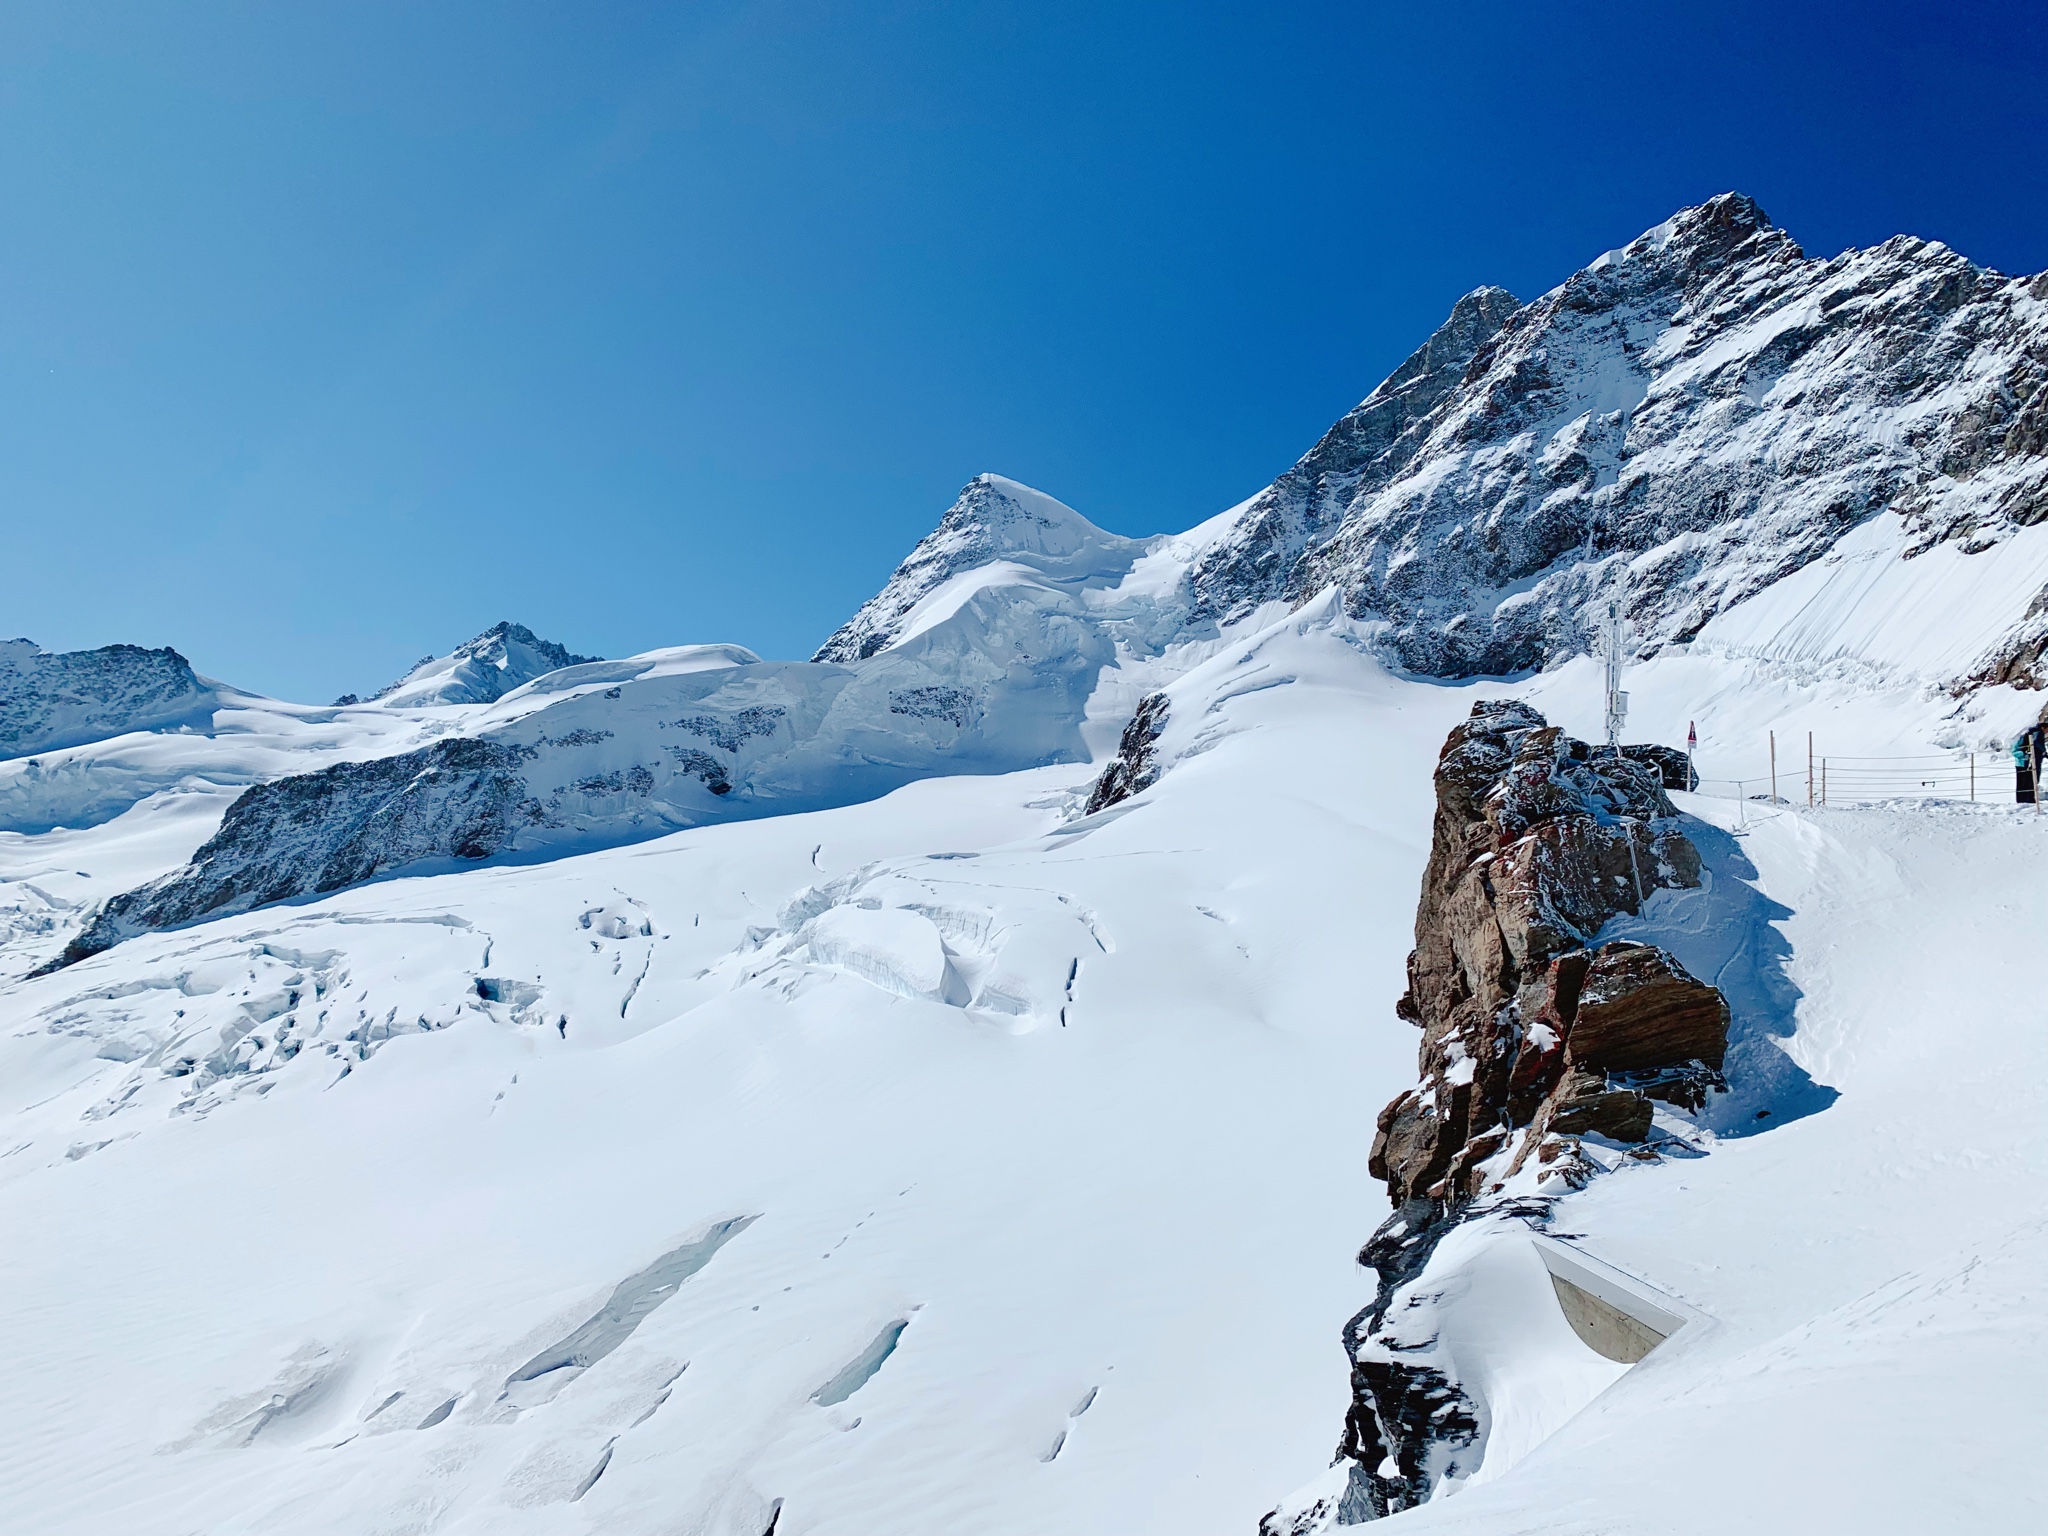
[1193,193,2048,678]
[0,638,215,760]
[39,190,2048,967]
[364,621,604,708]
[1272,701,1732,1526]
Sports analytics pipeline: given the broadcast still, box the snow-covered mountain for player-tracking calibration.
[1196,193,2048,678]
[0,636,217,757]
[364,622,605,708]
[5,193,2048,1536]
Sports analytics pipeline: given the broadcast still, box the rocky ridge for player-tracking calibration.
[48,739,536,967]
[1193,194,2048,680]
[0,638,216,760]
[1289,701,1732,1523]
[1082,691,1169,814]
[367,621,603,708]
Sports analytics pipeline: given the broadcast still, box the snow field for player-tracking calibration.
[1382,796,2048,1534]
[0,617,1492,1535]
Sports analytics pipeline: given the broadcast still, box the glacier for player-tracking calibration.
[4,193,2048,1534]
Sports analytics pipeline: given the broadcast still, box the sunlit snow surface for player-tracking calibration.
[7,504,2048,1529]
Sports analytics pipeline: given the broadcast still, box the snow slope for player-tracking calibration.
[7,570,2048,1532]
[0,609,1482,1536]
[6,190,2048,1535]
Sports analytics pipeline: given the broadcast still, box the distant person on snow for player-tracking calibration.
[2016,726,2046,803]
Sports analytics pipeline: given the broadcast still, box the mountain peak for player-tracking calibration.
[813,475,1145,663]
[370,622,603,708]
[1,637,214,759]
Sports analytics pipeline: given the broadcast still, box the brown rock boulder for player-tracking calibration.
[1538,1069,1655,1142]
[1566,941,1729,1074]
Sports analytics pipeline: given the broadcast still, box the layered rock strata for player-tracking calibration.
[1325,700,1730,1522]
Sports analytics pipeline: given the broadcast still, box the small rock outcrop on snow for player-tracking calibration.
[0,638,215,759]
[1293,701,1731,1523]
[1195,194,2048,678]
[371,621,602,707]
[49,739,534,966]
[1083,692,1170,814]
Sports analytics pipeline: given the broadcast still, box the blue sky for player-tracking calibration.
[5,1,2045,702]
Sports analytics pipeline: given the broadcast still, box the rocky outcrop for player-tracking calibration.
[48,739,536,967]
[1319,701,1730,1521]
[0,638,215,759]
[1190,194,2048,680]
[1084,692,1169,813]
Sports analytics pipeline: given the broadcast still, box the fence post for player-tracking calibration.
[1807,732,1814,807]
[1770,731,1777,806]
[1822,758,1827,806]
[1971,753,1976,802]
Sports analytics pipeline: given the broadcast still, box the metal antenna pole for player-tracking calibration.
[1602,595,1628,757]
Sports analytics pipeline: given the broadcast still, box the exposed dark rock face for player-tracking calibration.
[48,739,536,968]
[1188,285,1523,621]
[1324,701,1730,1519]
[1566,941,1729,1077]
[1189,194,2048,682]
[1084,692,1169,814]
[1622,742,1698,791]
[0,638,214,759]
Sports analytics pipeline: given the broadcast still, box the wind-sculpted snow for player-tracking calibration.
[1195,194,2048,677]
[0,638,216,759]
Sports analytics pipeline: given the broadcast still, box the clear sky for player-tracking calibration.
[5,1,2045,702]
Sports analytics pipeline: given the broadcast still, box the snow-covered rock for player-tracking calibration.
[1195,194,2048,678]
[367,621,603,707]
[813,475,1160,662]
[54,612,1125,958]
[0,638,216,759]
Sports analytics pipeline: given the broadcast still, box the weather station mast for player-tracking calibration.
[1602,594,1628,757]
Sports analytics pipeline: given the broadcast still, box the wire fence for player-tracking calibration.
[1685,741,2034,816]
